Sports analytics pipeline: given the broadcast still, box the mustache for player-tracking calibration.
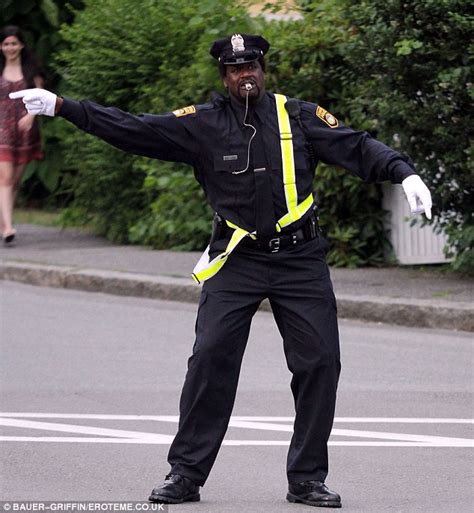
[239,79,257,88]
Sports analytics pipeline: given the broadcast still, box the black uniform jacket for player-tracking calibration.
[59,92,415,234]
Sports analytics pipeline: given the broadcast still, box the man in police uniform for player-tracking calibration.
[11,34,431,508]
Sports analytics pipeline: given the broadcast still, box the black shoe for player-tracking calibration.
[3,230,16,245]
[287,480,341,508]
[148,474,200,504]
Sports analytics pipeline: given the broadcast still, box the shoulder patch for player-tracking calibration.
[173,105,196,117]
[316,106,338,128]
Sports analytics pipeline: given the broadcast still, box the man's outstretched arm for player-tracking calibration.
[299,101,432,219]
[10,88,197,165]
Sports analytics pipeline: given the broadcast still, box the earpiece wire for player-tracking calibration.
[232,88,256,175]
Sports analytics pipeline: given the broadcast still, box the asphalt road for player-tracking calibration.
[1,282,473,512]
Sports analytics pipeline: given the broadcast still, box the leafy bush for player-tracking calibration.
[128,161,212,250]
[342,0,473,273]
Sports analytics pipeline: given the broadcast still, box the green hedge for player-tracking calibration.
[341,0,473,273]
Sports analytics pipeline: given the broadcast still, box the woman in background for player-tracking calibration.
[0,25,44,244]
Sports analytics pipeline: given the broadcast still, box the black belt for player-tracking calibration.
[242,215,320,253]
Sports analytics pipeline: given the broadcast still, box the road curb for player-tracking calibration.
[1,261,473,332]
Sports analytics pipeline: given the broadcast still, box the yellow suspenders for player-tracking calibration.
[192,94,314,284]
[274,94,314,229]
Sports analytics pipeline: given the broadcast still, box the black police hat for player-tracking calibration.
[209,33,270,65]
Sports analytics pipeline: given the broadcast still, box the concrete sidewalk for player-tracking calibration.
[1,224,473,331]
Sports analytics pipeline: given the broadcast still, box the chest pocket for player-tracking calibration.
[213,151,249,174]
[211,151,254,201]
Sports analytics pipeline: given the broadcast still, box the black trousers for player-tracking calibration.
[167,236,341,486]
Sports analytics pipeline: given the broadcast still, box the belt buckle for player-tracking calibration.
[269,238,280,253]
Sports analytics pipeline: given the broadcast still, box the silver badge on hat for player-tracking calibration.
[231,34,245,53]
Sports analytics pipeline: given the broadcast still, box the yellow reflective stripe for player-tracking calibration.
[192,254,227,284]
[275,94,298,223]
[277,193,314,229]
[226,226,251,251]
[192,227,250,284]
[226,220,239,230]
[226,220,256,240]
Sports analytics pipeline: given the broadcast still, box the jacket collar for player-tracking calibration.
[228,91,271,125]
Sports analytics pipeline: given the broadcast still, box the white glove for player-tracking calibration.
[402,175,432,220]
[9,88,57,117]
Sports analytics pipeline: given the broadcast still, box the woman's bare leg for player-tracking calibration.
[0,161,15,237]
[0,162,26,239]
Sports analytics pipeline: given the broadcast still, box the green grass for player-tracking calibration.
[15,208,99,235]
[14,208,62,227]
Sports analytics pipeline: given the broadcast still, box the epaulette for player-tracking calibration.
[300,100,339,128]
[172,93,228,118]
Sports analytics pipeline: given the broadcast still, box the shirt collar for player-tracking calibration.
[229,91,270,125]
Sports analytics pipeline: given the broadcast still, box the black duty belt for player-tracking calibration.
[242,214,320,253]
